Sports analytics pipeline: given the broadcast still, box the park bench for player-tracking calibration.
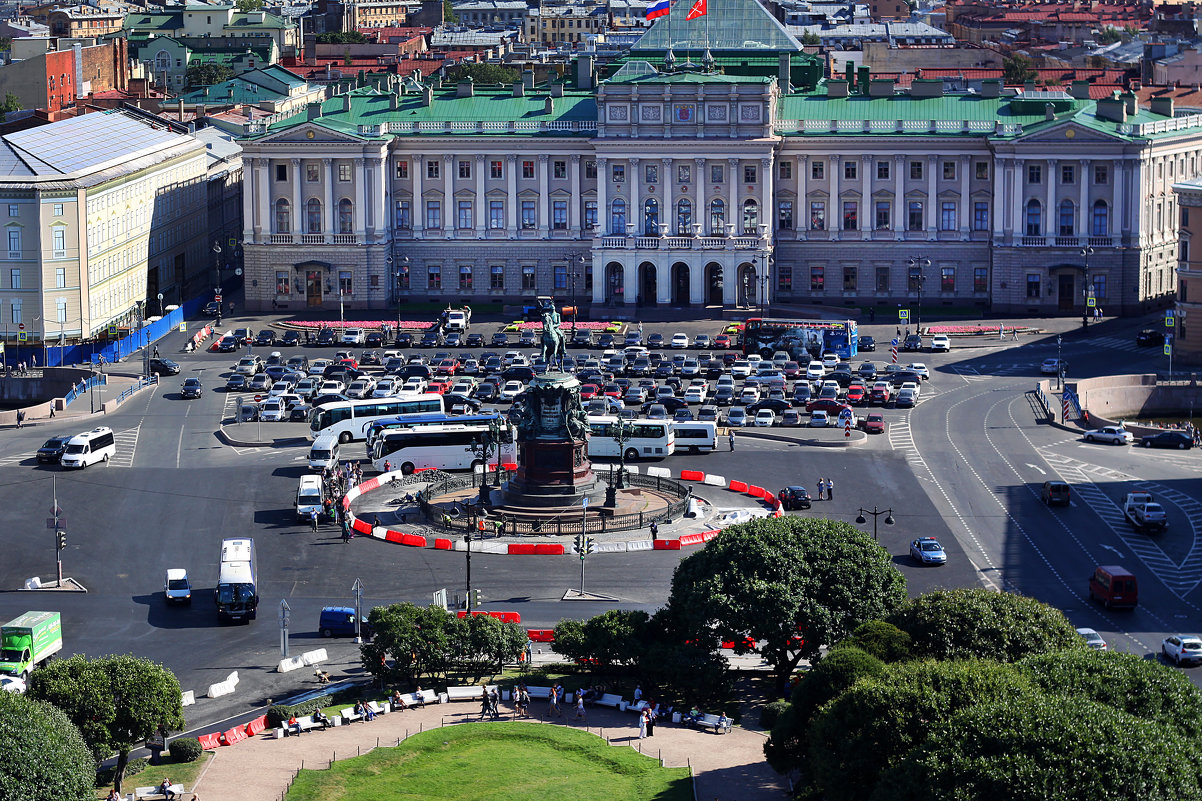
[279,715,326,736]
[339,706,365,724]
[442,684,497,703]
[133,784,184,800]
[692,713,732,734]
[594,693,624,709]
[391,689,437,710]
[626,700,650,715]
[367,700,389,716]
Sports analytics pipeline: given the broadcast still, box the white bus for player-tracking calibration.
[308,394,445,442]
[370,420,518,474]
[60,426,116,468]
[587,416,675,461]
[671,421,717,453]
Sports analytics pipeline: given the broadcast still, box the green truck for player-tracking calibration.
[0,611,63,681]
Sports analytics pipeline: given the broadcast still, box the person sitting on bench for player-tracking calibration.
[391,690,408,711]
[312,709,331,730]
[287,716,302,735]
[159,778,177,800]
[356,700,375,721]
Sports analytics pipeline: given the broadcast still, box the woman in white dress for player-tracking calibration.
[638,707,648,739]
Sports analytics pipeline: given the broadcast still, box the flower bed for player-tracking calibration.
[926,324,1024,335]
[502,320,623,333]
[283,319,434,330]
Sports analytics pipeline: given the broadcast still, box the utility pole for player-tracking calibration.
[351,577,364,643]
[50,476,66,585]
[279,599,290,658]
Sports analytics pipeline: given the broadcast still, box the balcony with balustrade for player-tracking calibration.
[595,222,770,252]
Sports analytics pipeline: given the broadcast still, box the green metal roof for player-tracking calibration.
[632,0,803,54]
[776,93,1070,124]
[606,60,772,85]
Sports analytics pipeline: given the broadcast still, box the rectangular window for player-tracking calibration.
[843,161,857,180]
[877,161,890,180]
[1027,164,1042,184]
[490,265,504,290]
[678,164,691,183]
[1094,165,1109,185]
[457,200,472,229]
[522,160,535,179]
[56,299,65,324]
[489,200,504,229]
[645,164,658,184]
[910,161,923,180]
[396,160,409,179]
[1093,273,1107,299]
[306,164,319,182]
[584,200,598,231]
[907,201,924,231]
[425,200,441,230]
[6,205,16,217]
[55,266,65,287]
[841,201,857,230]
[975,161,989,180]
[843,265,857,291]
[338,163,352,182]
[275,163,287,181]
[459,265,472,290]
[10,300,20,324]
[974,267,988,293]
[779,161,792,180]
[52,203,64,216]
[490,161,503,179]
[553,264,567,290]
[522,265,536,290]
[1061,164,1075,185]
[942,161,956,180]
[458,160,471,179]
[585,161,597,179]
[1026,274,1040,298]
[554,160,567,180]
[940,202,957,231]
[711,165,724,184]
[8,229,20,254]
[552,200,568,229]
[811,161,824,180]
[940,266,955,292]
[744,164,757,184]
[395,200,411,229]
[612,164,625,183]
[52,229,66,252]
[810,201,825,230]
[876,267,890,292]
[428,265,441,289]
[973,202,989,231]
[427,160,440,179]
[521,201,536,229]
[276,271,290,295]
[339,270,352,295]
[777,267,792,293]
[875,201,890,230]
[396,266,409,290]
[810,265,825,291]
[778,200,793,230]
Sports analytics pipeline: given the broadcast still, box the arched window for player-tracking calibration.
[676,199,692,235]
[338,199,353,234]
[643,198,659,236]
[306,198,322,234]
[610,199,626,235]
[1025,200,1042,237]
[274,198,290,233]
[1092,200,1109,236]
[1058,199,1075,236]
[154,50,171,72]
[709,199,725,235]
[742,199,759,235]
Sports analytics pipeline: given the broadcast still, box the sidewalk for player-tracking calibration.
[192,694,784,801]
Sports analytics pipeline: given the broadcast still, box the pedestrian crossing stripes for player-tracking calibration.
[887,415,930,474]
[0,452,27,467]
[109,425,140,468]
[1077,336,1147,355]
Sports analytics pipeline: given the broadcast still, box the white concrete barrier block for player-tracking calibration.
[181,691,195,707]
[225,671,239,687]
[477,542,509,555]
[646,466,671,478]
[625,465,640,475]
[277,657,305,673]
[595,541,627,553]
[626,539,653,551]
[703,474,727,487]
[24,577,42,590]
[207,681,233,699]
[301,648,328,666]
[685,497,703,518]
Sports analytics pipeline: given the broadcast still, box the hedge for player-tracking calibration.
[168,738,203,763]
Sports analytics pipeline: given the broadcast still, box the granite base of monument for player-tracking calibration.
[505,437,597,507]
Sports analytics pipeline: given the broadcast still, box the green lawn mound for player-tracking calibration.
[284,722,692,801]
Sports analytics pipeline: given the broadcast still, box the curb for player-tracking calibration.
[737,429,868,447]
[216,426,309,448]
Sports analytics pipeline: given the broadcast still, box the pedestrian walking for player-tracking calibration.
[896,326,902,339]
[729,430,736,451]
[341,521,351,543]
[153,345,160,358]
[309,508,319,533]
[638,708,648,739]
[650,521,658,542]
[816,478,824,501]
[637,321,644,336]
[999,324,1005,341]
[15,409,25,428]
[479,688,491,720]
[825,477,834,501]
[645,707,655,737]
[1012,328,1019,341]
[490,688,501,719]
[574,693,586,722]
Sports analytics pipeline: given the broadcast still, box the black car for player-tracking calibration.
[180,378,203,399]
[597,333,616,349]
[264,365,290,382]
[827,367,855,387]
[1136,329,1165,347]
[748,398,793,415]
[466,333,484,348]
[443,393,482,412]
[642,397,689,414]
[395,332,414,348]
[491,332,510,347]
[902,334,923,351]
[225,374,248,391]
[502,366,535,382]
[792,383,813,403]
[233,328,253,345]
[858,335,876,352]
[888,370,923,388]
[420,332,443,348]
[216,336,238,352]
[647,333,665,348]
[401,364,433,380]
[360,351,382,366]
[1140,431,1194,450]
[363,331,384,348]
[286,355,309,373]
[254,330,277,346]
[778,486,812,511]
[713,386,736,405]
[316,328,337,347]
[474,383,498,401]
[37,435,71,463]
[571,330,594,348]
[281,330,301,346]
[149,358,181,376]
[202,301,221,316]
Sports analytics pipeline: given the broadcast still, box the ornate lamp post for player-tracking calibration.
[907,257,930,333]
[1080,246,1094,329]
[569,253,584,336]
[855,506,895,541]
[604,419,631,506]
[758,252,772,318]
[468,417,503,506]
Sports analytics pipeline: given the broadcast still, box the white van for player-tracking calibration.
[308,433,340,472]
[296,475,325,521]
[60,427,116,468]
[672,421,717,453]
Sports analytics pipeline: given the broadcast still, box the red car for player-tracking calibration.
[869,386,891,405]
[602,383,623,398]
[427,379,452,394]
[435,358,458,376]
[861,413,887,434]
[714,334,733,349]
[335,357,359,369]
[845,383,867,405]
[579,383,599,399]
[806,398,852,416]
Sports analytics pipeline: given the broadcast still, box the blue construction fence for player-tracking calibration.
[62,373,108,409]
[9,294,208,368]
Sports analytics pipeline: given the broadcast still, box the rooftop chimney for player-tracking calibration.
[422,85,432,106]
[551,82,563,97]
[981,79,1001,98]
[544,95,554,114]
[512,81,525,97]
[307,102,322,120]
[1070,79,1091,99]
[1150,94,1175,117]
[523,69,534,90]
[826,79,849,97]
[457,77,473,97]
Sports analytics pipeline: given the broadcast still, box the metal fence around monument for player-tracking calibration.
[415,468,692,536]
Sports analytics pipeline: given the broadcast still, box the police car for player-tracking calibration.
[909,537,947,565]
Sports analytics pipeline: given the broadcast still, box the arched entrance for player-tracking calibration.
[605,262,624,304]
[705,263,723,306]
[638,261,657,306]
[671,262,689,306]
[737,263,757,308]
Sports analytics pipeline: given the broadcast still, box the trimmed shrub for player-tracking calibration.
[760,700,790,729]
[168,738,203,763]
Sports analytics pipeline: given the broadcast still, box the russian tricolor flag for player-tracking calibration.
[646,0,670,20]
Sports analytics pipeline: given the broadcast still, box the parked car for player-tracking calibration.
[858,335,876,352]
[148,358,181,376]
[225,374,248,391]
[1140,431,1194,450]
[1083,426,1133,445]
[316,328,337,347]
[753,409,776,427]
[216,335,238,352]
[902,334,923,351]
[861,413,886,434]
[202,301,221,316]
[254,330,277,346]
[778,486,812,511]
[1040,358,1067,376]
[725,406,749,427]
[808,410,830,428]
[1162,635,1202,665]
[282,330,301,347]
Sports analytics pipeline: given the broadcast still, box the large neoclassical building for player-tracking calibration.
[239,0,1196,318]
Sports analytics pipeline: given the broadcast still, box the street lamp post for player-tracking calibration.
[569,253,584,336]
[157,292,164,318]
[468,417,502,506]
[907,257,930,334]
[855,506,895,541]
[1080,246,1094,329]
[135,300,148,378]
[741,274,750,310]
[758,252,772,318]
[463,531,473,610]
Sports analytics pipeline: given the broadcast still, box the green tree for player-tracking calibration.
[184,63,235,88]
[880,694,1202,801]
[888,588,1080,663]
[447,613,526,680]
[550,617,588,664]
[314,31,367,43]
[842,620,912,662]
[801,30,820,45]
[1003,54,1036,85]
[1096,27,1122,43]
[667,517,907,692]
[361,603,453,687]
[0,691,94,800]
[0,91,21,123]
[445,63,520,85]
[443,0,457,23]
[28,655,184,795]
[235,0,262,10]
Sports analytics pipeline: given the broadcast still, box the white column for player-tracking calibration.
[992,157,1006,239]
[1079,159,1090,239]
[290,158,302,236]
[689,260,705,304]
[442,154,453,237]
[373,155,387,240]
[411,154,423,237]
[926,155,937,234]
[259,159,271,238]
[244,157,258,238]
[663,157,673,232]
[860,155,870,233]
[570,154,581,234]
[727,158,739,235]
[797,155,807,239]
[763,157,774,236]
[893,155,904,233]
[623,260,637,305]
[694,158,705,234]
[538,154,550,236]
[959,155,970,237]
[596,157,608,234]
[723,255,738,306]
[475,155,486,235]
[1013,159,1025,239]
[630,157,642,235]
[656,258,672,304]
[1114,160,1125,237]
[354,158,367,238]
[506,155,518,234]
[1045,159,1057,238]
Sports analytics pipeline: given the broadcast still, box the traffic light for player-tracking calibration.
[55,530,66,551]
[573,533,585,554]
[583,536,595,555]
[470,588,482,608]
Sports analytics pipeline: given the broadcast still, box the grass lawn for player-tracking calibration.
[284,722,692,801]
[95,752,213,799]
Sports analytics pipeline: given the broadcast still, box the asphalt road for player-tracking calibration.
[1,310,1198,735]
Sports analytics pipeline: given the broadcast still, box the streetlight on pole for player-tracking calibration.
[569,253,584,336]
[156,292,164,318]
[855,506,895,541]
[758,252,772,318]
[468,417,502,506]
[1080,246,1094,329]
[463,530,473,610]
[907,257,930,334]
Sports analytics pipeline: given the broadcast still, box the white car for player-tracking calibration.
[1040,358,1066,376]
[681,358,701,377]
[235,357,263,376]
[259,398,286,421]
[1162,635,1202,665]
[753,409,776,427]
[268,381,293,398]
[726,406,749,426]
[345,378,375,399]
[341,327,365,345]
[308,359,331,376]
[809,410,830,427]
[1083,426,1134,445]
[318,380,345,396]
[899,380,921,399]
[906,363,930,381]
[730,360,753,378]
[451,380,476,395]
[401,378,427,394]
[930,334,951,352]
[670,332,690,348]
[821,353,840,370]
[500,380,525,401]
[1,676,27,694]
[806,361,826,380]
[716,375,735,390]
[1076,627,1108,650]
[372,378,401,398]
[739,386,761,405]
[164,568,192,605]
[684,385,708,404]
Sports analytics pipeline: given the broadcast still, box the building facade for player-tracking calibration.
[237,0,1193,319]
[1172,178,1202,364]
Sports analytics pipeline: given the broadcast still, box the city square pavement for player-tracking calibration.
[192,695,782,801]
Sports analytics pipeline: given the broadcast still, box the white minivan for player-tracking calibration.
[296,475,325,521]
[60,427,116,468]
[307,433,340,472]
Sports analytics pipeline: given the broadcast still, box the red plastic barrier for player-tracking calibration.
[501,462,518,471]
[434,538,453,550]
[748,485,766,498]
[400,533,427,547]
[533,543,564,555]
[351,518,373,535]
[384,530,406,543]
[499,611,522,624]
[359,477,380,493]
[678,532,706,546]
[508,543,536,555]
[198,733,222,750]
[340,496,351,509]
[653,539,681,550]
[729,480,748,493]
[244,715,267,737]
[680,470,705,482]
[527,628,555,642]
[701,530,721,541]
[222,726,247,746]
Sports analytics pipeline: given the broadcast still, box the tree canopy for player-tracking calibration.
[668,517,907,691]
[315,31,367,44]
[28,654,184,794]
[184,63,235,88]
[445,63,520,85]
[1003,54,1037,85]
[0,691,94,800]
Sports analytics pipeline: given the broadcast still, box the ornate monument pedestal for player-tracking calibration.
[506,372,596,507]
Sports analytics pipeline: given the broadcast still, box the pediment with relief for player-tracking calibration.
[1009,119,1125,145]
[254,122,369,145]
